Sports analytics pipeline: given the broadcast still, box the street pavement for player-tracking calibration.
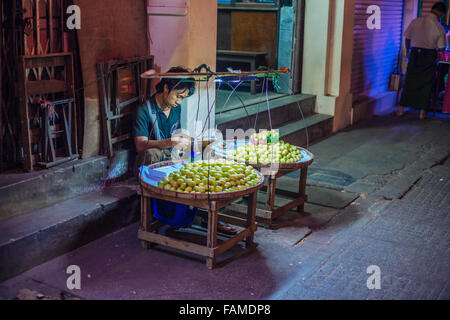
[1,113,449,300]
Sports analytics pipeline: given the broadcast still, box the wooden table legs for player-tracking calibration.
[206,201,218,269]
[204,196,259,269]
[265,176,277,213]
[140,196,152,250]
[226,166,310,229]
[298,167,308,213]
[246,191,257,249]
[137,190,259,269]
[139,196,163,250]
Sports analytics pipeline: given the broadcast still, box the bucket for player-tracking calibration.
[152,199,198,227]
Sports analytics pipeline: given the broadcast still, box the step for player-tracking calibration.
[279,114,334,147]
[216,94,316,131]
[216,91,288,114]
[0,182,139,282]
[0,150,133,222]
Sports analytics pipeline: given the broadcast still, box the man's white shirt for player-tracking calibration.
[404,13,447,49]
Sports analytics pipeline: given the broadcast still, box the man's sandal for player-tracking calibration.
[201,220,237,235]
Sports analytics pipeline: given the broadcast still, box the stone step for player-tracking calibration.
[216,92,288,114]
[216,94,316,131]
[279,114,334,147]
[0,182,139,282]
[0,150,132,222]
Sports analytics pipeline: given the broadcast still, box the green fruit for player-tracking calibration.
[161,160,262,193]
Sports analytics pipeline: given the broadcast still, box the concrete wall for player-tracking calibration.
[302,0,412,129]
[74,0,148,158]
[75,0,217,157]
[401,0,419,72]
[147,0,217,138]
[302,0,355,132]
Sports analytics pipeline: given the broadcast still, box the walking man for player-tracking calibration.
[398,2,447,119]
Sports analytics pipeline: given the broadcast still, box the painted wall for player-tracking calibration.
[302,0,355,132]
[332,0,355,131]
[302,0,330,99]
[277,5,295,94]
[401,0,419,72]
[74,0,148,158]
[147,0,217,138]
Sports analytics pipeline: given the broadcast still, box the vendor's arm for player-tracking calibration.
[134,136,174,153]
[135,134,191,153]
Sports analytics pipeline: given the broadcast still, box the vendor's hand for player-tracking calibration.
[171,133,192,150]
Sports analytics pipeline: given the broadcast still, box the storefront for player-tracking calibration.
[352,0,404,102]
[2,0,430,171]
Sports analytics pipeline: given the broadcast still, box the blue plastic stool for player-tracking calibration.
[152,199,198,227]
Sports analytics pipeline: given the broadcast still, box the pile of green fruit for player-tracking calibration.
[228,140,303,164]
[157,159,261,193]
[250,129,280,145]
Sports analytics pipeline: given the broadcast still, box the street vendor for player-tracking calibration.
[134,66,236,235]
[134,66,195,169]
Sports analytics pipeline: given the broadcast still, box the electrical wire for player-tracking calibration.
[219,80,253,130]
[253,77,266,130]
[276,76,310,149]
[216,80,244,124]
[119,64,309,230]
[198,81,222,136]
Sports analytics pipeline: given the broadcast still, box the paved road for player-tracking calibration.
[1,114,449,300]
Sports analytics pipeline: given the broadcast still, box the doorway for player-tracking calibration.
[215,0,304,114]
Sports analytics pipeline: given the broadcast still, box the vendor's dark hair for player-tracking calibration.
[432,2,447,13]
[155,66,196,97]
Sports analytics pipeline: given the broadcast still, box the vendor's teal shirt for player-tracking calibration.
[133,96,181,141]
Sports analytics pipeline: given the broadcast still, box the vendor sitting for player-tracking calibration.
[134,66,236,235]
[134,66,194,168]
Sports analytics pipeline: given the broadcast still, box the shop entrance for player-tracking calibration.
[215,0,305,113]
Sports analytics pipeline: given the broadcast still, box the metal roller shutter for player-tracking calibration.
[351,0,404,102]
[421,0,437,16]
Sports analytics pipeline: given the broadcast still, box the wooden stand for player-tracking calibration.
[216,145,314,229]
[137,161,264,269]
[228,165,310,229]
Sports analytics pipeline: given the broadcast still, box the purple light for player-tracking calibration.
[214,79,241,83]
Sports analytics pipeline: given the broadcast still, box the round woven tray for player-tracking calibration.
[139,160,265,201]
[212,141,315,171]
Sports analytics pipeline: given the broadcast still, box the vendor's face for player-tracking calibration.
[163,86,190,108]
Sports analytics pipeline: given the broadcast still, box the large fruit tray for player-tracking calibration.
[139,160,265,201]
[212,140,315,170]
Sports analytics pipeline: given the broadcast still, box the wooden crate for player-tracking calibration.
[17,53,78,171]
[97,56,154,158]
